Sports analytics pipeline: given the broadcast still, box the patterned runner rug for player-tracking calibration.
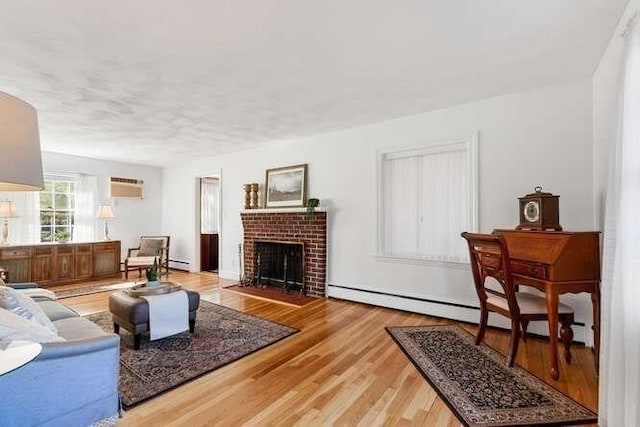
[87,301,298,408]
[54,281,138,299]
[386,324,597,427]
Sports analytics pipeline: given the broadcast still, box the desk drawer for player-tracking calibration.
[510,261,548,280]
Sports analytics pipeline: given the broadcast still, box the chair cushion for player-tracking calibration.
[138,239,164,256]
[127,256,158,267]
[487,293,573,315]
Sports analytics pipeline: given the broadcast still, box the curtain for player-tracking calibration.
[419,148,468,262]
[382,147,469,261]
[383,156,419,256]
[73,174,97,242]
[0,191,40,244]
[200,178,219,234]
[598,19,640,427]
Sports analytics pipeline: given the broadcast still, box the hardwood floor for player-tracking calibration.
[58,271,598,426]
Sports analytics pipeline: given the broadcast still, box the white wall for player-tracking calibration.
[162,79,595,341]
[43,152,163,261]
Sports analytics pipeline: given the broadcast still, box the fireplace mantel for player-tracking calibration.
[241,207,328,214]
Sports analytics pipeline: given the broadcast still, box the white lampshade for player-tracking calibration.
[97,205,115,219]
[0,200,18,218]
[0,92,44,191]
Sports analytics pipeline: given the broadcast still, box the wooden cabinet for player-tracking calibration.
[32,246,55,284]
[93,241,120,277]
[0,241,121,287]
[75,244,93,279]
[0,248,32,283]
[56,245,75,281]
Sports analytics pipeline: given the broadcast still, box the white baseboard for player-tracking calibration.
[327,284,588,344]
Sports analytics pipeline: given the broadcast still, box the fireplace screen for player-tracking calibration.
[254,241,304,292]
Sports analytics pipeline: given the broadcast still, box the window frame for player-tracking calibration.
[39,174,78,243]
[375,132,479,268]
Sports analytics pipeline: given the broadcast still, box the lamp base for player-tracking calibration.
[1,218,9,246]
[103,221,111,241]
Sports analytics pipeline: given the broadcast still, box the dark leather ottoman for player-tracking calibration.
[108,289,200,349]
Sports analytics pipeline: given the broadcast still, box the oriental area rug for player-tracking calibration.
[386,325,597,427]
[86,301,298,408]
[54,281,138,299]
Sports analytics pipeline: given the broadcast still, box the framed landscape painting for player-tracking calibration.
[265,164,307,208]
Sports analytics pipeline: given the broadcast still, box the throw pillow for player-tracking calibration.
[0,286,58,334]
[138,239,163,257]
[0,309,64,343]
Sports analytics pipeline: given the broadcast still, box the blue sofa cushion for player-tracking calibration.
[54,318,107,341]
[37,300,80,322]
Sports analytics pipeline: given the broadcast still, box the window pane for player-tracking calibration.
[54,227,71,242]
[44,181,53,192]
[55,193,69,209]
[54,181,70,193]
[41,228,52,242]
[40,211,53,226]
[40,193,53,209]
[54,212,71,226]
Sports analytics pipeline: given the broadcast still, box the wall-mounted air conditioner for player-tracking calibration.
[109,177,144,199]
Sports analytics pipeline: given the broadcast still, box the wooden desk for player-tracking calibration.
[493,229,601,380]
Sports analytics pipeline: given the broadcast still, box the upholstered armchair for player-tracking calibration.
[124,236,170,279]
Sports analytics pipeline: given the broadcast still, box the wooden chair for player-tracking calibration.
[124,236,170,279]
[460,232,574,366]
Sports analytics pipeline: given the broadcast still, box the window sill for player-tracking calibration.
[374,254,469,270]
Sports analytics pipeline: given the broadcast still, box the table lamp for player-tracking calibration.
[0,200,19,245]
[97,205,115,240]
[0,92,44,191]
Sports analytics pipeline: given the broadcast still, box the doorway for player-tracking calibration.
[199,176,220,272]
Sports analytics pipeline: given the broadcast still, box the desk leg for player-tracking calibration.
[592,286,601,374]
[546,287,560,380]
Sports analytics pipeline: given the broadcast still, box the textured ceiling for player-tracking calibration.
[0,0,629,167]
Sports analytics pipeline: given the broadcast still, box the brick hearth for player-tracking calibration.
[241,210,327,297]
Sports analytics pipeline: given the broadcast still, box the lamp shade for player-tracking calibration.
[97,205,115,219]
[0,92,44,191]
[0,201,18,218]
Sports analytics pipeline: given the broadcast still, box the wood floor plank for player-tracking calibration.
[52,271,598,426]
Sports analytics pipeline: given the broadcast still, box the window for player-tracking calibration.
[378,134,478,264]
[40,178,76,242]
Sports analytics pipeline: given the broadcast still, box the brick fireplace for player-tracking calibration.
[240,209,327,297]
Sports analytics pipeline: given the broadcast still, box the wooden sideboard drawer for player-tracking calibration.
[1,249,32,259]
[35,247,54,256]
[75,244,92,253]
[510,261,548,280]
[56,245,74,254]
[94,242,117,251]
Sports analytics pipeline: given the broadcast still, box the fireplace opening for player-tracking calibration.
[254,241,304,293]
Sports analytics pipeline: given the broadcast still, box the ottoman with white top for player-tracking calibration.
[108,289,200,349]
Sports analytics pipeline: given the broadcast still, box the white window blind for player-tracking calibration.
[379,136,478,264]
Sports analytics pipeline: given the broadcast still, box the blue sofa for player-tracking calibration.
[0,284,120,426]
